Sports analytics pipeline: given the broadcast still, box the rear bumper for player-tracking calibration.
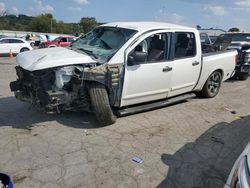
[235,63,250,75]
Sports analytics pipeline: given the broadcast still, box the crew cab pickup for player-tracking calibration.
[10,22,237,126]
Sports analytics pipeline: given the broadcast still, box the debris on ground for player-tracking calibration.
[235,116,244,120]
[83,130,92,136]
[132,156,144,164]
[222,105,237,114]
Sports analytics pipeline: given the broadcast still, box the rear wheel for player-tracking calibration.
[20,48,29,53]
[196,71,222,98]
[88,83,116,126]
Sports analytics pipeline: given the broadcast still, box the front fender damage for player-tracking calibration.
[10,63,123,113]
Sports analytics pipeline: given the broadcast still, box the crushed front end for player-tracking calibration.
[9,63,122,113]
[10,65,92,113]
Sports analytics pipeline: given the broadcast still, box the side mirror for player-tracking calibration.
[127,51,147,66]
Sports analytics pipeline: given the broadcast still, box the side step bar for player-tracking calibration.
[117,93,196,116]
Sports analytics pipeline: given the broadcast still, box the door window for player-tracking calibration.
[9,39,24,43]
[60,38,67,42]
[129,33,170,64]
[68,37,75,42]
[175,32,196,59]
[0,39,10,44]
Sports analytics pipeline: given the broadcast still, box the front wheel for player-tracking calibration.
[88,83,117,126]
[196,71,222,98]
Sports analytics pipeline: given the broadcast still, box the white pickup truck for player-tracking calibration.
[10,22,237,126]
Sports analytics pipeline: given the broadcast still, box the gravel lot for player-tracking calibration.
[0,57,250,188]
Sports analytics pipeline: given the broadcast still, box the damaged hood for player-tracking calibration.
[16,47,97,71]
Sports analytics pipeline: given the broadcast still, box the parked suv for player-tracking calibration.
[0,38,33,55]
[39,36,76,48]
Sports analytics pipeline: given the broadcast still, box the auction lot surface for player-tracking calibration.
[0,57,250,188]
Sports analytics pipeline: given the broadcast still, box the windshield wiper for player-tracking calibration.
[75,48,98,60]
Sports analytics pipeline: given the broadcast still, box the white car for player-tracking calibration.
[224,142,250,188]
[0,38,33,55]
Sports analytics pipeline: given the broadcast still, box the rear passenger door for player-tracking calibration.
[168,32,201,97]
[59,37,69,47]
[9,39,24,53]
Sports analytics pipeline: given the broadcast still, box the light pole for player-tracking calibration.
[50,18,52,33]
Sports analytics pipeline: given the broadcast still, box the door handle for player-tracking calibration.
[192,61,200,66]
[162,66,172,72]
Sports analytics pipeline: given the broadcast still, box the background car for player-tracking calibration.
[0,38,33,55]
[39,36,76,48]
[224,142,250,188]
[0,35,7,39]
[222,33,250,80]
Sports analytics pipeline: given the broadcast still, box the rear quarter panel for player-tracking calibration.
[194,50,237,91]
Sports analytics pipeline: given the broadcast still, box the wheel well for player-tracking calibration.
[20,47,29,52]
[215,69,223,78]
[198,69,224,92]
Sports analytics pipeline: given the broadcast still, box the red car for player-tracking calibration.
[39,36,77,48]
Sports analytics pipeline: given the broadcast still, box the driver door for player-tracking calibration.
[59,37,68,47]
[121,32,173,107]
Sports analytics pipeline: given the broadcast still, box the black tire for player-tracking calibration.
[238,73,248,81]
[196,71,222,98]
[88,83,116,126]
[20,48,29,53]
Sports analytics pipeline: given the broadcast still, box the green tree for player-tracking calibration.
[29,14,56,33]
[228,27,240,32]
[55,21,72,34]
[79,17,98,33]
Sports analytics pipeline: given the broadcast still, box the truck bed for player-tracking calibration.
[194,50,237,91]
[202,50,235,57]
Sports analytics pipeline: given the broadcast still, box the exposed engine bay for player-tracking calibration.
[10,63,121,113]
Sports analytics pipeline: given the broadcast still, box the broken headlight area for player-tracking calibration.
[10,65,91,113]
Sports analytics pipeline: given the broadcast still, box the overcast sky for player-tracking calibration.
[0,0,250,31]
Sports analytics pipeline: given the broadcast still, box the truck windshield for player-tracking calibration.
[70,27,137,62]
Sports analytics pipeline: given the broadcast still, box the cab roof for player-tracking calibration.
[101,21,195,32]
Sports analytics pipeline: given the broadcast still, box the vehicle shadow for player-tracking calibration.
[0,96,99,129]
[157,115,250,188]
